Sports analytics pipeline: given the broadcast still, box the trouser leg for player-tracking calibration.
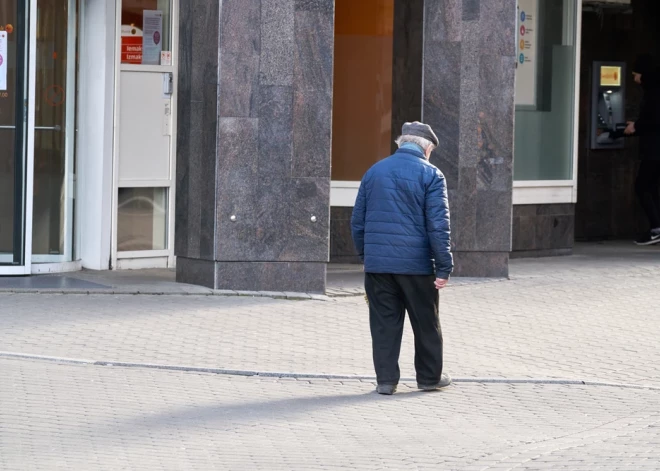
[396,274,443,385]
[635,160,660,229]
[365,273,405,385]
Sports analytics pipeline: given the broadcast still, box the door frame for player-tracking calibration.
[110,0,179,270]
[0,0,36,275]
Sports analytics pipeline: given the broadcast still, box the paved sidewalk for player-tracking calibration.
[2,358,660,471]
[2,243,660,385]
[2,241,660,469]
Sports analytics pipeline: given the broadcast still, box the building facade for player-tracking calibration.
[3,0,648,293]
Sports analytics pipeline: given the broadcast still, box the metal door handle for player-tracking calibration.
[0,125,61,131]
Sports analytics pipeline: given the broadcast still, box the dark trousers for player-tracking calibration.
[635,160,660,229]
[365,273,443,386]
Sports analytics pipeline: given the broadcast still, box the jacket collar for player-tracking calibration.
[395,146,426,160]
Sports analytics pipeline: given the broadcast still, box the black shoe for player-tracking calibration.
[634,232,660,246]
[376,384,397,395]
[418,373,452,391]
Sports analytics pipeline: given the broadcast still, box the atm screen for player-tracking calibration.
[600,66,622,87]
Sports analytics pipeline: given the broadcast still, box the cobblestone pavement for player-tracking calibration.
[2,358,660,471]
[2,244,660,385]
[2,242,660,469]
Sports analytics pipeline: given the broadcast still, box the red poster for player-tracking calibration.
[121,35,142,64]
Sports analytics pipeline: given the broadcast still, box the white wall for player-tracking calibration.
[76,0,116,270]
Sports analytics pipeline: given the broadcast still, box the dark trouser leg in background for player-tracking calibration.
[635,160,660,230]
[365,273,405,385]
[396,274,443,385]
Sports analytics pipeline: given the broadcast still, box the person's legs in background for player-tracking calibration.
[634,160,660,245]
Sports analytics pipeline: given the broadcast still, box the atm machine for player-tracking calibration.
[590,61,627,149]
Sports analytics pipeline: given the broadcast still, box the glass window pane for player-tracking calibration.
[121,0,171,65]
[117,187,168,252]
[514,0,577,181]
[331,0,394,181]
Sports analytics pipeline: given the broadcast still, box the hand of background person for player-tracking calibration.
[435,278,448,290]
[624,121,636,135]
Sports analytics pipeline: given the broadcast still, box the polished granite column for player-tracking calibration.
[175,0,334,293]
[423,0,516,277]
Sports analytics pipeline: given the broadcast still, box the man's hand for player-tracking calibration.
[624,121,636,135]
[435,278,448,290]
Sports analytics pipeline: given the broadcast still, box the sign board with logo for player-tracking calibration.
[142,10,163,65]
[0,32,7,91]
[515,0,539,106]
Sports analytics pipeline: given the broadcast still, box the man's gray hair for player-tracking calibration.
[395,135,436,152]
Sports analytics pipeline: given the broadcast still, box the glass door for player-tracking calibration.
[32,0,77,263]
[0,0,31,274]
[0,0,77,275]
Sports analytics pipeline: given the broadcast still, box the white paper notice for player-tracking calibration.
[0,32,8,91]
[515,0,539,106]
[142,10,163,65]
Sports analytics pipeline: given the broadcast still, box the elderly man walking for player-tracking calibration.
[351,122,453,396]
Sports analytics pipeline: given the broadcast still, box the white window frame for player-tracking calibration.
[512,0,582,206]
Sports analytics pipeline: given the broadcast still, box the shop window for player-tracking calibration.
[331,0,394,181]
[117,187,168,252]
[514,0,578,181]
[121,0,172,65]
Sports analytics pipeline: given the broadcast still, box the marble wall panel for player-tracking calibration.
[458,20,480,171]
[286,178,331,261]
[258,86,294,179]
[463,0,480,21]
[215,118,260,260]
[260,0,295,86]
[476,191,512,251]
[176,257,216,289]
[425,0,463,43]
[453,167,477,250]
[176,1,220,260]
[425,40,461,190]
[453,252,509,278]
[512,204,576,255]
[292,88,332,178]
[215,262,327,293]
[292,5,334,180]
[391,0,424,151]
[293,8,334,92]
[218,0,261,118]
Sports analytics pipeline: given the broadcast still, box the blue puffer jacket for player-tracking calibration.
[351,145,453,279]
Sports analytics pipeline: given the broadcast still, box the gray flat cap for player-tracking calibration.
[402,121,439,147]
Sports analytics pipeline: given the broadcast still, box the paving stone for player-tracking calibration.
[1,359,659,471]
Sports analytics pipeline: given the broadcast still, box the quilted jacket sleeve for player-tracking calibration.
[351,179,367,262]
[425,169,454,279]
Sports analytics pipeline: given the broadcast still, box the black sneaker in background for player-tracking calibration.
[634,232,660,246]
